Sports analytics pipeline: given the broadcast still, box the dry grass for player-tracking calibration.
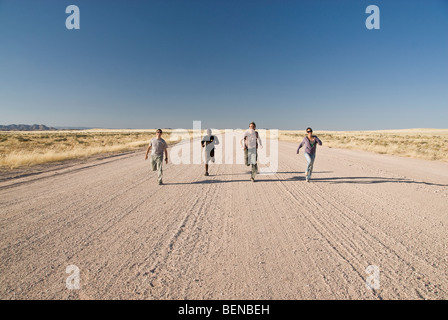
[0,129,186,170]
[279,128,448,162]
[2,128,447,170]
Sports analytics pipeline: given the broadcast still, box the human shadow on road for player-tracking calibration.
[163,175,447,187]
[309,176,448,187]
[260,171,333,175]
[216,171,332,176]
[164,179,270,185]
[164,176,307,185]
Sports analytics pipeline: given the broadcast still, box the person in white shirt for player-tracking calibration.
[240,122,262,182]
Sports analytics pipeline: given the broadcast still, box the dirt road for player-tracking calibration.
[1,138,447,300]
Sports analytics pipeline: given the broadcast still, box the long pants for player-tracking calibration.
[247,148,258,179]
[151,154,163,183]
[304,152,316,180]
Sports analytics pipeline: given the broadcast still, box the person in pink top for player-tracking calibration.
[296,127,322,182]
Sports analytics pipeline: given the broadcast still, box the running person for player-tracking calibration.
[240,122,262,182]
[201,128,220,176]
[145,129,168,185]
[296,127,322,182]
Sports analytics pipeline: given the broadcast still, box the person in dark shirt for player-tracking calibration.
[201,129,220,176]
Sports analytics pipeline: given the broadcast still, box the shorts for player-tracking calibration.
[205,148,215,163]
[151,154,163,171]
[247,148,257,165]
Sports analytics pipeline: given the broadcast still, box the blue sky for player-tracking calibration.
[0,0,447,130]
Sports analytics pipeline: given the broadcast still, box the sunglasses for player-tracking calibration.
[307,131,312,133]
[156,131,162,134]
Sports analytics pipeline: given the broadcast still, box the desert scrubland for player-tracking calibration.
[0,129,182,170]
[1,128,447,170]
[280,128,448,162]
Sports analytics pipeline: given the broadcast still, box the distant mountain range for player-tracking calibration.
[0,124,95,131]
[0,124,60,131]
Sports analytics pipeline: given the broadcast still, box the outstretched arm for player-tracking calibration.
[240,137,245,149]
[145,143,152,160]
[257,135,263,149]
[296,139,304,154]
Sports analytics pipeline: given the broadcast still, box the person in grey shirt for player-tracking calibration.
[145,129,168,185]
[240,122,262,182]
[296,127,322,182]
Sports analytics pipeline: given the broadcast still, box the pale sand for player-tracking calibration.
[0,137,447,300]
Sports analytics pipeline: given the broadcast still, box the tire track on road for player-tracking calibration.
[277,144,447,299]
